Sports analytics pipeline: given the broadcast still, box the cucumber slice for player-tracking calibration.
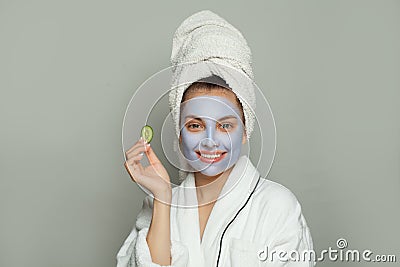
[141,125,153,143]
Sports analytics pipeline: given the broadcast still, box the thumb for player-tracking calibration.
[145,144,161,165]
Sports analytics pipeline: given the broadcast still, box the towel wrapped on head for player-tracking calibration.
[168,10,257,179]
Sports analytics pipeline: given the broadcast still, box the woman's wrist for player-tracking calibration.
[153,188,172,205]
[154,183,172,201]
[147,191,172,266]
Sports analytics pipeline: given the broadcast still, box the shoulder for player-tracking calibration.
[254,178,300,208]
[251,178,304,227]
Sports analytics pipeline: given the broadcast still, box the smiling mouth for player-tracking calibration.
[195,150,227,163]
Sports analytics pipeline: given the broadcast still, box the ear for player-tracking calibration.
[242,131,247,144]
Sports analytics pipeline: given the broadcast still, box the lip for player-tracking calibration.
[195,150,227,164]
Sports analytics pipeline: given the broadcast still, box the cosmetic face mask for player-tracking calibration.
[179,95,244,177]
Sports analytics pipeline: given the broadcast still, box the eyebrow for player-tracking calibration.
[184,115,238,121]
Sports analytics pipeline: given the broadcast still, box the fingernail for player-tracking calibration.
[139,152,144,156]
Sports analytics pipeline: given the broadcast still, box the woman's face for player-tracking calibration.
[179,90,246,177]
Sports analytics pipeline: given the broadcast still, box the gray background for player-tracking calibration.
[1,0,399,266]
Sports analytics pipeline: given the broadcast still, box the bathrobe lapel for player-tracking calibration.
[171,155,260,266]
[172,170,204,266]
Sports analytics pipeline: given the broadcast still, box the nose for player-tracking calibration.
[200,121,219,148]
[200,137,218,148]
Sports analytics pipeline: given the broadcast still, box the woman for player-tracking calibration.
[117,10,314,267]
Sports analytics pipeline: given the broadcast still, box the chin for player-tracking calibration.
[197,163,231,177]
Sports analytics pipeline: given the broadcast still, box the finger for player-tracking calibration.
[125,138,147,155]
[127,153,144,163]
[124,161,138,183]
[125,140,146,157]
[145,144,161,166]
[125,144,148,160]
[126,163,151,187]
[125,153,144,167]
[126,154,145,166]
[124,160,145,181]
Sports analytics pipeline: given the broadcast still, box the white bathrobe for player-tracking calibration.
[116,155,315,267]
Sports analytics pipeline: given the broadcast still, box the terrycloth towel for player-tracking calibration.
[167,10,257,180]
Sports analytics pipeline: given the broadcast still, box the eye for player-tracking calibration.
[185,120,204,132]
[188,123,201,129]
[218,123,234,131]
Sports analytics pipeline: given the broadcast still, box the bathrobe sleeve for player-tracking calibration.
[116,195,189,267]
[260,184,316,266]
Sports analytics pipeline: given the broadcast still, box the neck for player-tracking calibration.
[194,166,235,206]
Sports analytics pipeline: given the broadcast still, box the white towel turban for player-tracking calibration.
[168,10,257,140]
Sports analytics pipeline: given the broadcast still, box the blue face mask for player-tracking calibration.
[179,95,245,177]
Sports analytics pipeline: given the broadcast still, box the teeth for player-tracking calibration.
[200,153,221,159]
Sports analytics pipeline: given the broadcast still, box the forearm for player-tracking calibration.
[146,196,172,265]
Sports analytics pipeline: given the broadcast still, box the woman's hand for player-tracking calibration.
[124,138,173,265]
[124,138,172,203]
